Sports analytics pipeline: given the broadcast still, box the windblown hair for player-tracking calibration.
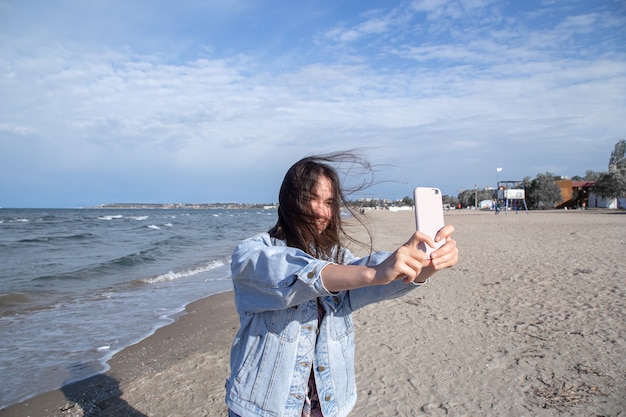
[269,151,373,263]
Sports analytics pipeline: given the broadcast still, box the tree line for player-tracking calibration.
[453,140,626,210]
[350,140,626,210]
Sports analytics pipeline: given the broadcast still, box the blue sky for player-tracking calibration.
[1,0,624,208]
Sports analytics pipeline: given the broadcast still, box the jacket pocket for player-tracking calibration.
[233,319,300,410]
[263,307,301,342]
[234,334,261,385]
[329,309,354,340]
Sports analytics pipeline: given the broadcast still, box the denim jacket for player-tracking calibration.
[225,233,424,417]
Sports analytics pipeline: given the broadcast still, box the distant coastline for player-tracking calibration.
[92,203,278,210]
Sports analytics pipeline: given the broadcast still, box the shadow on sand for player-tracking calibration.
[60,371,148,417]
[0,371,147,417]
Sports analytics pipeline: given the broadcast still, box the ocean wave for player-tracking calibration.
[0,292,39,317]
[97,214,124,221]
[41,215,62,221]
[108,248,164,267]
[18,233,94,243]
[30,234,199,285]
[140,260,226,284]
[0,292,31,307]
[32,272,90,283]
[1,218,31,223]
[97,214,151,221]
[32,246,167,283]
[147,224,160,230]
[128,216,149,221]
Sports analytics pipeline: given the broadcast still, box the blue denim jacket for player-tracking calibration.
[225,233,424,417]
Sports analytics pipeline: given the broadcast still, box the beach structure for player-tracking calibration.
[555,179,595,209]
[497,180,529,213]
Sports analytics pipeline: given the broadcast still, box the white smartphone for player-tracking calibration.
[413,187,445,258]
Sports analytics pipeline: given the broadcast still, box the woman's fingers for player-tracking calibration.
[435,224,455,241]
[377,225,458,284]
[413,224,458,270]
[431,237,458,269]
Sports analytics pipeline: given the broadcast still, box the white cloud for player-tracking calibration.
[0,123,37,136]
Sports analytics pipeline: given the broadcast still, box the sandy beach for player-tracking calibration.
[2,209,625,416]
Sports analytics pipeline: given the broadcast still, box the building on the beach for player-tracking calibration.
[555,180,594,209]
[556,179,625,209]
[587,193,626,209]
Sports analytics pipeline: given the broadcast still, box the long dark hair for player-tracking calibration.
[269,151,373,262]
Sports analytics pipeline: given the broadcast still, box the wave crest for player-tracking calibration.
[141,260,226,284]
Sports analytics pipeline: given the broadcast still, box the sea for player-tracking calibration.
[0,207,277,409]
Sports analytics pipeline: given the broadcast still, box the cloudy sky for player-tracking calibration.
[1,0,624,208]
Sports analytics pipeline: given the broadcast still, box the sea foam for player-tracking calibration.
[141,260,226,284]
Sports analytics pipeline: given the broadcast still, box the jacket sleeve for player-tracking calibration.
[230,233,334,313]
[346,251,425,312]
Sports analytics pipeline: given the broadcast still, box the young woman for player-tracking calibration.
[226,154,458,417]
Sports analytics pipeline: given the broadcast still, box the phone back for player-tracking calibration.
[413,187,445,257]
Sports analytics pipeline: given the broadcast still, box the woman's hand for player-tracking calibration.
[373,225,458,285]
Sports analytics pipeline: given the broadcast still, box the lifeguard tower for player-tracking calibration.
[497,180,529,214]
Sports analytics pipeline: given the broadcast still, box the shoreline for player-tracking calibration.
[2,209,625,416]
[0,290,239,416]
